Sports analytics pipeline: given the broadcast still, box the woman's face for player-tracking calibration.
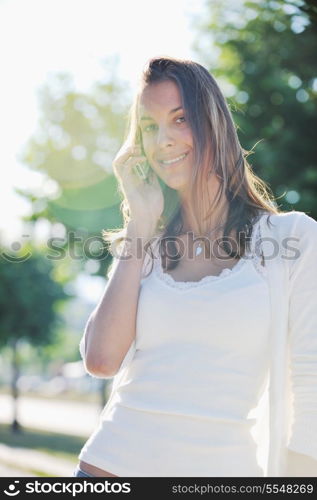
[139,80,194,195]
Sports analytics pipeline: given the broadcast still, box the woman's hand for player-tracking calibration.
[113,142,164,239]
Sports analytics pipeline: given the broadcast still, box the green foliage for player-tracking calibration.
[193,0,317,217]
[18,57,130,277]
[0,244,69,348]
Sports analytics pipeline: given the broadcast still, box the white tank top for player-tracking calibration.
[79,214,271,476]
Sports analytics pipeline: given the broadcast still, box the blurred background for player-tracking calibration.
[0,0,316,477]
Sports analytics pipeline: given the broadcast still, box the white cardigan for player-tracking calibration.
[256,210,317,476]
[84,209,317,477]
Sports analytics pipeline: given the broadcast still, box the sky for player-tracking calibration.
[0,0,205,301]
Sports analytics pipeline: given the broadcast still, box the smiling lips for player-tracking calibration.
[159,152,189,166]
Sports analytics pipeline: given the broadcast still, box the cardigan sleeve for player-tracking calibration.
[286,213,317,461]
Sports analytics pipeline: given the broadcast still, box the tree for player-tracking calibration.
[16,57,131,402]
[0,244,69,432]
[18,55,131,278]
[193,0,317,218]
[297,0,317,25]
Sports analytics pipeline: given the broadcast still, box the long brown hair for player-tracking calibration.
[103,55,283,277]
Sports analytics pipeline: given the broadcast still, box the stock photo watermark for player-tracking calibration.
[0,230,301,265]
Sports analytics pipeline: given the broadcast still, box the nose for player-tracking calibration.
[156,125,175,148]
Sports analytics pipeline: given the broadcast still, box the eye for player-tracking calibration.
[142,116,186,133]
[143,123,157,133]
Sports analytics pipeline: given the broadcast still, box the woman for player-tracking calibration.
[74,56,317,477]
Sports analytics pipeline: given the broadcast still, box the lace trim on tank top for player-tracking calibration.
[148,218,267,290]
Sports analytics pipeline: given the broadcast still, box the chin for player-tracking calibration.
[165,178,189,192]
[153,164,190,190]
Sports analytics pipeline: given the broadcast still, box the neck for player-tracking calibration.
[180,195,229,239]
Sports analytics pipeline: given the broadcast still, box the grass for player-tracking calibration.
[0,423,85,463]
[0,461,54,477]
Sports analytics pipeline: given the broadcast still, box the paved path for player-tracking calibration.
[0,462,36,477]
[0,394,101,437]
[0,394,103,477]
[0,444,76,477]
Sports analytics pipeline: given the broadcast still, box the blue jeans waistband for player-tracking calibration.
[73,465,95,477]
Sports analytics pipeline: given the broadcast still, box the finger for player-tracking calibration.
[132,163,145,180]
[114,155,143,178]
[125,156,148,169]
[117,145,142,162]
[115,152,145,169]
[120,157,149,187]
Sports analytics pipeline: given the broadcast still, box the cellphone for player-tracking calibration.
[134,135,151,181]
[134,160,150,180]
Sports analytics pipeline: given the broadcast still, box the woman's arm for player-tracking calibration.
[82,221,149,378]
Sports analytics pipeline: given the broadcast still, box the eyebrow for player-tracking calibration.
[140,106,183,121]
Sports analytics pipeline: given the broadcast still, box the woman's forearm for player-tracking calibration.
[84,227,148,378]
